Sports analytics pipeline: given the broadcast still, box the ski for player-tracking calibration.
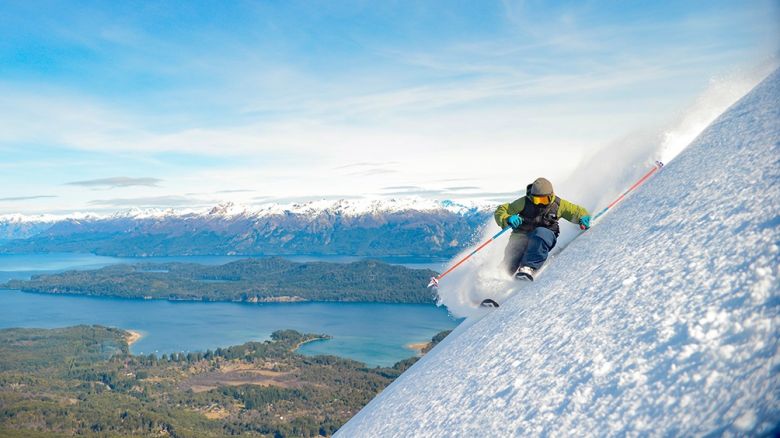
[480,299,499,308]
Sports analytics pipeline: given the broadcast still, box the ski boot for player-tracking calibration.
[514,266,536,281]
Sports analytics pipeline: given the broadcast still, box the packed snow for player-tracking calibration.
[336,69,779,436]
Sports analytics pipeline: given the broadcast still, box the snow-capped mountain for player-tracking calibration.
[335,69,780,436]
[0,213,88,241]
[0,199,492,257]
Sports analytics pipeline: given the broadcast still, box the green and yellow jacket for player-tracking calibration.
[494,195,589,236]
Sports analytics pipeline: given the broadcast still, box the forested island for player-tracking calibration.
[0,325,451,437]
[1,258,439,304]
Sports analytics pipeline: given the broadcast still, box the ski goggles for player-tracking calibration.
[529,194,552,205]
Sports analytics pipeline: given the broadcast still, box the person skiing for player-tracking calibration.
[494,177,591,280]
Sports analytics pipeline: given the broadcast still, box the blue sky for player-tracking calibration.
[1,0,778,214]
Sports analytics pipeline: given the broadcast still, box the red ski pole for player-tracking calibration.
[590,161,664,225]
[428,225,512,288]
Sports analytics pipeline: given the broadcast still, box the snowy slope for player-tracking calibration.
[336,70,780,436]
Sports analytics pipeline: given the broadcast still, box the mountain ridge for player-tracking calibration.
[0,199,493,257]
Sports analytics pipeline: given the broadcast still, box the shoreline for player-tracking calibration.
[125,330,143,346]
[406,342,430,354]
[0,288,437,306]
[293,336,330,351]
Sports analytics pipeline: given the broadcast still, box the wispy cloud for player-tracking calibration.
[380,185,486,197]
[444,186,481,191]
[378,187,520,200]
[382,185,423,191]
[257,194,365,204]
[215,189,255,194]
[336,162,401,178]
[88,195,205,208]
[66,177,162,189]
[183,189,255,197]
[334,161,399,170]
[466,191,522,200]
[381,189,446,197]
[0,195,58,201]
[346,168,398,177]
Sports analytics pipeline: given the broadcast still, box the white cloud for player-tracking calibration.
[1,1,776,214]
[66,177,162,189]
[87,195,210,208]
[0,195,57,202]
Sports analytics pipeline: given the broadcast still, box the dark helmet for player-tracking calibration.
[527,177,554,196]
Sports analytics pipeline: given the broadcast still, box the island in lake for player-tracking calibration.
[1,257,439,304]
[0,325,451,437]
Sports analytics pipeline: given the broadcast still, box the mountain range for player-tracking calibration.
[0,199,493,258]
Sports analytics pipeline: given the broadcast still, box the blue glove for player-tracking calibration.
[507,214,522,229]
[579,215,591,230]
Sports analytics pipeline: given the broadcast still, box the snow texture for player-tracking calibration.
[336,69,780,437]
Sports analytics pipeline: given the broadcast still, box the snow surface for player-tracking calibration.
[336,69,780,436]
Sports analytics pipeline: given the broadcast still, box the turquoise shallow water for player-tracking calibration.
[0,253,457,367]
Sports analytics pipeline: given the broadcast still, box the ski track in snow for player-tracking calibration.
[337,69,780,437]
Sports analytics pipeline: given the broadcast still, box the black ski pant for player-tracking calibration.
[501,227,557,275]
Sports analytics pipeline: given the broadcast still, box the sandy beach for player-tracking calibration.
[406,342,429,354]
[125,330,143,346]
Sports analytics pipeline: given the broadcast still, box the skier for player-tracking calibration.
[494,177,591,280]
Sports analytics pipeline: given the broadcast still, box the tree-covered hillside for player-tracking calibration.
[0,325,449,437]
[2,258,439,303]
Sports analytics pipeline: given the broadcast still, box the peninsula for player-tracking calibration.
[1,257,439,304]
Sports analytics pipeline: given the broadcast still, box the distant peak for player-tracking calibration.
[208,201,247,216]
[1,198,493,224]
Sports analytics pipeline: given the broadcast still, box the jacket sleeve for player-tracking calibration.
[558,198,590,224]
[494,198,526,228]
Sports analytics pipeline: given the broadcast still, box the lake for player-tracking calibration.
[0,253,458,367]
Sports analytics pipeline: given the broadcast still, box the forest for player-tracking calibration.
[1,258,439,304]
[0,325,451,437]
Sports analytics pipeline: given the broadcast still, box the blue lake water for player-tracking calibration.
[0,253,457,367]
